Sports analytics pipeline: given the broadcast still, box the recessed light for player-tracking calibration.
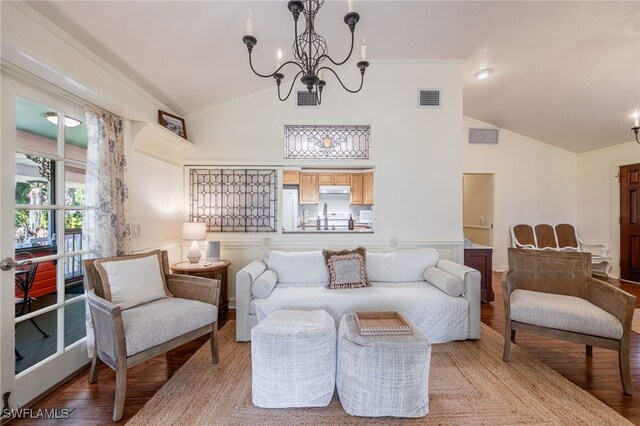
[474,68,494,79]
[44,112,82,128]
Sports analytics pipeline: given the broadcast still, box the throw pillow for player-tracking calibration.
[323,247,370,289]
[93,250,171,310]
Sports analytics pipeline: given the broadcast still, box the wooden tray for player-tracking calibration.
[355,311,413,335]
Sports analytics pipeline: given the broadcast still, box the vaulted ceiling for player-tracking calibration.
[24,1,640,153]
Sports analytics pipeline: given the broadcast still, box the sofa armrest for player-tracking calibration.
[86,290,126,367]
[577,238,610,257]
[235,260,267,341]
[435,259,481,339]
[586,277,636,328]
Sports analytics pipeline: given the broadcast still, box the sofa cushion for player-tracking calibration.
[510,289,623,339]
[266,251,329,283]
[121,297,217,356]
[94,250,170,310]
[366,248,439,282]
[252,269,278,299]
[423,267,464,297]
[323,247,370,289]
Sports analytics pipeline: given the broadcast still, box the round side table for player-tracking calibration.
[170,260,231,319]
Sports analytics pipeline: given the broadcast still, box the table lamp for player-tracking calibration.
[183,222,206,263]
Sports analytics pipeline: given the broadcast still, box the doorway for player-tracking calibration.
[1,73,90,411]
[619,163,640,282]
[463,174,494,247]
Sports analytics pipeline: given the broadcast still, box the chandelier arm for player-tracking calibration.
[278,71,304,101]
[314,30,355,68]
[249,52,305,78]
[321,67,365,94]
[293,17,306,63]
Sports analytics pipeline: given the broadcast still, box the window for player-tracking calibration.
[188,168,277,232]
[284,125,370,160]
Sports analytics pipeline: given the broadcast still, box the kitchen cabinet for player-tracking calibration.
[283,170,300,185]
[299,174,319,204]
[464,246,494,302]
[363,172,374,205]
[350,173,363,205]
[334,173,350,185]
[318,174,334,185]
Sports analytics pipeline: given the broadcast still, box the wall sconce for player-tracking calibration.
[632,110,639,144]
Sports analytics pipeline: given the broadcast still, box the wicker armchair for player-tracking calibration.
[84,250,220,421]
[502,248,636,395]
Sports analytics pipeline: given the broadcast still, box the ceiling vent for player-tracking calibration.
[468,128,499,145]
[417,89,441,108]
[297,90,318,107]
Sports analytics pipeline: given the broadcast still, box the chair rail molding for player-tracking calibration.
[131,121,192,166]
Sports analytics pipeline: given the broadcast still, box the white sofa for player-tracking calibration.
[235,248,481,343]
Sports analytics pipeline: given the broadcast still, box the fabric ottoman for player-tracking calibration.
[337,313,431,417]
[251,309,336,408]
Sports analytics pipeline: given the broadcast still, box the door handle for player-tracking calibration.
[0,257,32,271]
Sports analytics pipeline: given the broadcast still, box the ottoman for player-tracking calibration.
[251,309,336,408]
[337,313,431,417]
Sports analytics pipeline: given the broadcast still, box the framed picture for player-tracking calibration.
[158,110,188,140]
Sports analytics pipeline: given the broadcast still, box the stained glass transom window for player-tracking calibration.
[189,168,277,232]
[284,125,370,159]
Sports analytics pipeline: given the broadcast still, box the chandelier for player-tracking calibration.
[632,110,639,144]
[242,0,369,105]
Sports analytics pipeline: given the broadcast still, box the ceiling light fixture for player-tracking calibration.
[44,112,82,128]
[242,0,369,105]
[474,68,494,79]
[632,110,640,144]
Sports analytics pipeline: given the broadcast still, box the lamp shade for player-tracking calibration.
[182,222,206,240]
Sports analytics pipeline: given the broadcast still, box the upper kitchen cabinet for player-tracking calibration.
[283,170,300,185]
[318,173,334,185]
[334,173,351,185]
[363,172,374,205]
[299,173,319,204]
[350,173,363,205]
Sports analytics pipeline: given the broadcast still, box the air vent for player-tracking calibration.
[297,90,318,107]
[418,89,440,108]
[469,128,499,145]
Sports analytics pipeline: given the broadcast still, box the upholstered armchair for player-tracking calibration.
[502,248,636,395]
[84,250,220,421]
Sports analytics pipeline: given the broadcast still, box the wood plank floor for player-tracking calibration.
[9,274,640,425]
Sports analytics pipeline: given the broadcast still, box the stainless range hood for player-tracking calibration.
[319,185,350,194]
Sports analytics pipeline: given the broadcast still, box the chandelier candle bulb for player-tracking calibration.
[348,0,354,13]
[276,48,283,69]
[361,36,367,61]
[318,69,324,81]
[634,110,639,128]
[246,8,253,36]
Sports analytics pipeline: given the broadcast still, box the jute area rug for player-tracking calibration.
[128,322,630,425]
[633,309,640,335]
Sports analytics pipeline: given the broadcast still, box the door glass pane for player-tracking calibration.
[65,163,86,206]
[64,301,86,347]
[64,253,84,299]
[15,97,58,156]
[64,114,87,163]
[14,251,58,313]
[15,208,56,249]
[15,153,54,206]
[15,311,57,374]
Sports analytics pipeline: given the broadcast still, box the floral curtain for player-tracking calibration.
[83,106,132,357]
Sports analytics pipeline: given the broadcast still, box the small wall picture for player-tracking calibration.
[158,110,188,140]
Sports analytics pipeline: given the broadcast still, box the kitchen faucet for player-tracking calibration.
[323,203,328,230]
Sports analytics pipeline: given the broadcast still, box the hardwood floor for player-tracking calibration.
[9,275,640,425]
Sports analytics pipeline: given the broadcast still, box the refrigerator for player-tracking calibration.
[282,189,299,232]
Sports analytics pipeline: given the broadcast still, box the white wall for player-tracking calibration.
[186,60,464,303]
[577,142,640,278]
[462,117,578,271]
[463,174,493,246]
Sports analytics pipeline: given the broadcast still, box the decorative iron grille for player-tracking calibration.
[284,125,370,159]
[189,168,277,232]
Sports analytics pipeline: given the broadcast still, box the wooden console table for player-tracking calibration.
[170,260,231,319]
[463,246,494,303]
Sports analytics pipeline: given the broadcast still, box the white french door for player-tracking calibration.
[1,71,91,410]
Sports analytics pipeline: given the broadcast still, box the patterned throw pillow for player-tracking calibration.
[323,247,370,289]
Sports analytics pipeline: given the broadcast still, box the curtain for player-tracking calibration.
[83,106,132,357]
